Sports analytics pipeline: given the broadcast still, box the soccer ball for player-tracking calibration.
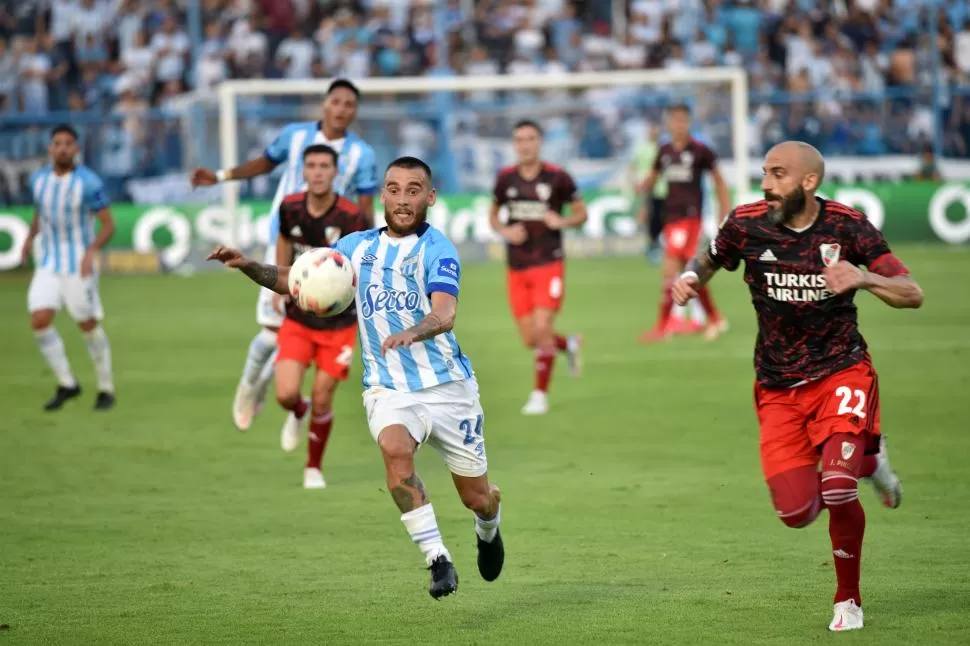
[287,247,356,317]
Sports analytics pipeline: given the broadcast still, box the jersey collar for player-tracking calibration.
[380,222,430,239]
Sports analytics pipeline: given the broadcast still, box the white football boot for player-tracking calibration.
[866,436,902,509]
[232,380,257,431]
[280,398,309,452]
[703,318,730,341]
[521,390,549,415]
[565,335,583,377]
[828,599,864,632]
[303,467,326,490]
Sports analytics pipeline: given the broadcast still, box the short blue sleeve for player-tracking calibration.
[83,171,110,211]
[332,231,363,260]
[424,235,461,298]
[264,124,295,164]
[353,143,379,196]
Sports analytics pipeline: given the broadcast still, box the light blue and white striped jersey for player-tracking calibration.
[333,223,474,393]
[30,164,111,275]
[265,122,378,244]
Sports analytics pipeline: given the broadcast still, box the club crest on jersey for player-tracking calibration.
[290,225,303,237]
[841,441,855,460]
[325,226,341,245]
[681,151,694,167]
[535,183,552,202]
[506,187,518,198]
[400,255,418,277]
[820,243,841,267]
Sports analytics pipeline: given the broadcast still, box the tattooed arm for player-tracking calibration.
[671,247,720,306]
[207,245,290,295]
[381,292,457,355]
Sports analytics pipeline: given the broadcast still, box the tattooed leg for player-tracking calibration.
[378,424,453,570]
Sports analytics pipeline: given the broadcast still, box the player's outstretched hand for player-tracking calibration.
[190,168,218,188]
[823,261,867,295]
[207,245,248,268]
[381,331,416,355]
[671,272,700,306]
[502,223,528,245]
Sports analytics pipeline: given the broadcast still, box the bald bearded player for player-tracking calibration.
[671,141,924,632]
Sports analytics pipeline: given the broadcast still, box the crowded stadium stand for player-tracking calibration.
[0,0,967,203]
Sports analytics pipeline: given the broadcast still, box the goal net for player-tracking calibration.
[177,69,751,252]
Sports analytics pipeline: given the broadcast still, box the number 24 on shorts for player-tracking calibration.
[835,386,867,419]
[461,415,485,456]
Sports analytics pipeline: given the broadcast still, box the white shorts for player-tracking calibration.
[27,268,104,322]
[255,245,284,328]
[363,378,488,478]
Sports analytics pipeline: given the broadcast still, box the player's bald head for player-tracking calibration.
[765,141,825,187]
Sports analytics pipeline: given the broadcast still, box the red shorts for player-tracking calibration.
[276,318,357,380]
[507,261,565,319]
[664,218,702,262]
[755,360,881,480]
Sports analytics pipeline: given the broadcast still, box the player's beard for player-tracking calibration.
[385,205,428,236]
[765,186,807,226]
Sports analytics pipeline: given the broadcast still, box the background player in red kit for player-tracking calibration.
[489,120,586,416]
[275,144,368,489]
[638,105,731,342]
[672,141,923,632]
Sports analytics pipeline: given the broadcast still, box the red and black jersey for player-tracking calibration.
[653,139,717,223]
[709,198,909,389]
[492,162,579,270]
[278,192,369,331]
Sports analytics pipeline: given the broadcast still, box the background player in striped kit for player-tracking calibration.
[206,157,504,600]
[19,125,117,411]
[190,79,379,434]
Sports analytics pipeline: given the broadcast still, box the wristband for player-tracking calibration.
[216,169,232,182]
[680,270,699,282]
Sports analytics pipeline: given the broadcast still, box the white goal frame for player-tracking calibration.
[216,68,750,246]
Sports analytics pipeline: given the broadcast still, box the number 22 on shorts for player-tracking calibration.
[835,386,867,419]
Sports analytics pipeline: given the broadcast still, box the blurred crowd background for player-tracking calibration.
[1,0,968,203]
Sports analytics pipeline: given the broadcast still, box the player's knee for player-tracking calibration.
[310,380,336,414]
[777,497,821,529]
[275,387,301,411]
[456,483,491,516]
[377,425,416,465]
[30,310,54,331]
[77,318,97,333]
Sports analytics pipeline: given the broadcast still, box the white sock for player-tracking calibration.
[82,326,114,393]
[401,503,450,566]
[242,329,277,385]
[253,347,278,394]
[34,327,77,388]
[475,503,501,543]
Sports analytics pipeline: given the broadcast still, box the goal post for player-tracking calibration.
[212,68,750,247]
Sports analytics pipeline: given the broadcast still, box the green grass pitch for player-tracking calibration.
[1,246,968,645]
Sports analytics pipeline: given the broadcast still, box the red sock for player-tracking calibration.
[859,455,877,478]
[535,349,556,393]
[827,495,866,605]
[696,286,721,322]
[554,335,569,352]
[657,284,674,330]
[290,398,308,419]
[306,412,334,469]
[821,434,868,606]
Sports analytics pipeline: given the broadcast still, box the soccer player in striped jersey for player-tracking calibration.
[19,125,117,411]
[207,157,504,599]
[190,79,379,434]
